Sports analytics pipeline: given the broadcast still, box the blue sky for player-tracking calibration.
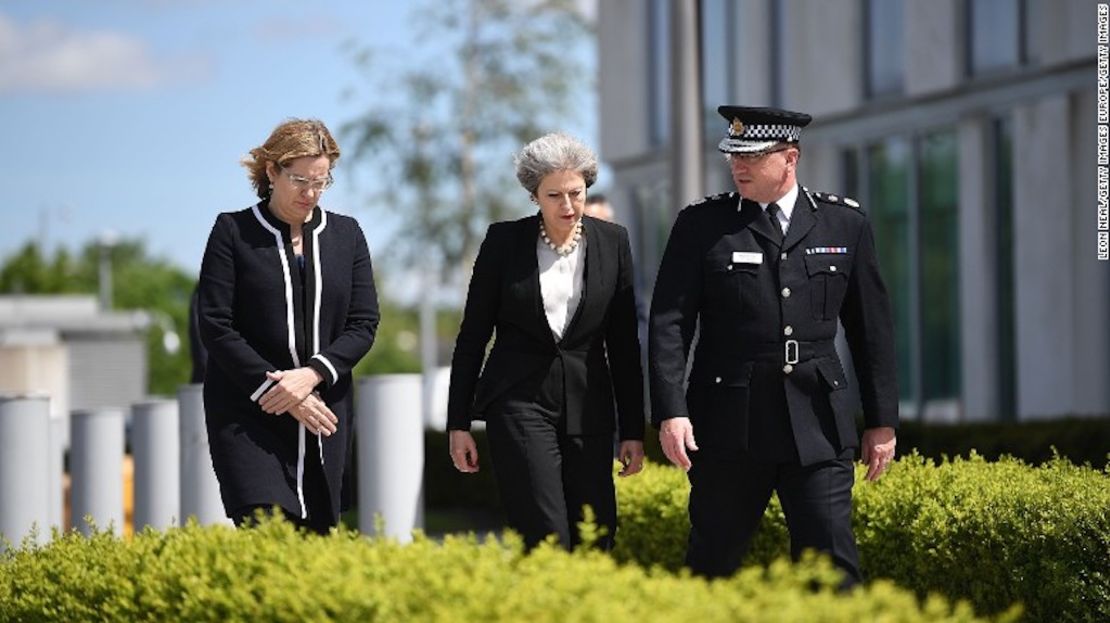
[0,1,598,293]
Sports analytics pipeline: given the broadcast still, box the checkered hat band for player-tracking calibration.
[731,123,801,141]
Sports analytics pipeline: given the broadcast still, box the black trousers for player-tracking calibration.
[231,432,335,535]
[485,360,617,551]
[685,450,861,586]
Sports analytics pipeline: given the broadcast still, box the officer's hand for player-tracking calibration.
[449,430,479,473]
[659,417,698,471]
[861,426,896,482]
[617,440,645,477]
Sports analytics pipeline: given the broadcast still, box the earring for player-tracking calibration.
[268,182,274,190]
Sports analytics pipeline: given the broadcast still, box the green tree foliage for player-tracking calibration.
[352,302,463,376]
[0,242,78,293]
[353,300,422,375]
[0,240,193,396]
[341,0,592,282]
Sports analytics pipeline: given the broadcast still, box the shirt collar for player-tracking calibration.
[757,183,798,221]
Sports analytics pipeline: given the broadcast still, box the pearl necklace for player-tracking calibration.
[539,218,583,256]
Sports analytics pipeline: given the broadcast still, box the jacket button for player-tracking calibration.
[781,287,791,298]
[781,252,787,261]
[783,364,794,374]
[830,265,838,272]
[727,264,733,271]
[714,376,722,384]
[784,325,794,336]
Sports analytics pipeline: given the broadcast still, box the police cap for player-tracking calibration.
[717,105,812,154]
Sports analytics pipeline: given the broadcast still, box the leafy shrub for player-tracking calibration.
[423,417,1110,517]
[424,429,503,510]
[612,454,1110,622]
[0,517,1004,622]
[895,417,1110,467]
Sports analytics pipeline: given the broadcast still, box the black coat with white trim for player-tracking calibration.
[198,201,379,519]
[648,188,898,465]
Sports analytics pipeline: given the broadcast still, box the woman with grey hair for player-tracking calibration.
[446,133,645,550]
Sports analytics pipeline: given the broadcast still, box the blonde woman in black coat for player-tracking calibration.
[447,133,645,550]
[198,119,379,534]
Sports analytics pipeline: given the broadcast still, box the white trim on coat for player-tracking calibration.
[311,208,328,467]
[311,354,339,386]
[249,378,275,403]
[250,204,308,519]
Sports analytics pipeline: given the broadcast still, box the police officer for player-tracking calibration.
[648,106,899,585]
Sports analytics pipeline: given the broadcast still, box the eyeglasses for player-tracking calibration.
[729,146,793,163]
[282,168,334,193]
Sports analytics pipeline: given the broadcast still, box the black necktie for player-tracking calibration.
[767,202,783,241]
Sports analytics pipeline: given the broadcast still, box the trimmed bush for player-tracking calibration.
[0,518,1001,622]
[612,454,1110,622]
[895,417,1110,467]
[424,429,503,510]
[638,417,1110,468]
[422,417,1110,518]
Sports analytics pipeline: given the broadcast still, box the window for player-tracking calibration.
[866,138,913,402]
[865,0,905,97]
[968,0,1023,75]
[993,118,1016,421]
[629,177,674,310]
[649,0,671,146]
[841,148,860,200]
[854,128,962,414]
[919,131,960,402]
[770,0,784,106]
[700,0,737,142]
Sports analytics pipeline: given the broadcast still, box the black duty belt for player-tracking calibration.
[736,339,837,364]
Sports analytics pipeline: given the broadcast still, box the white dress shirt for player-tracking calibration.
[758,183,799,236]
[537,233,586,341]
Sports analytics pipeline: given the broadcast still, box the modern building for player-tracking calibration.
[0,295,149,424]
[597,0,1109,421]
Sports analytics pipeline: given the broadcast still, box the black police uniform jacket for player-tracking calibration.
[446,214,645,441]
[649,189,898,465]
[198,201,380,519]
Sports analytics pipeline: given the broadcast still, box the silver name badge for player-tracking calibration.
[731,251,763,265]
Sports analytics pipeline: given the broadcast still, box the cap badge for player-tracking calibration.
[730,118,745,136]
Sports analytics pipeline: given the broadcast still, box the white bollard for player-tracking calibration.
[48,414,65,532]
[70,408,125,536]
[0,394,52,549]
[131,399,180,531]
[424,366,453,431]
[357,374,424,541]
[177,384,230,526]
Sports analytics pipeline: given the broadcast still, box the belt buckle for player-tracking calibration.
[785,339,799,365]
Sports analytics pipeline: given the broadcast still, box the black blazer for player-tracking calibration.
[198,201,379,517]
[649,189,898,465]
[447,214,645,441]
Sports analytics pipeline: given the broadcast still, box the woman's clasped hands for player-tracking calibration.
[260,368,336,436]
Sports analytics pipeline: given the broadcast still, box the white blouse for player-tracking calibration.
[537,234,586,340]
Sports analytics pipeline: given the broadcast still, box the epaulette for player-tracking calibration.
[686,191,736,209]
[805,187,862,212]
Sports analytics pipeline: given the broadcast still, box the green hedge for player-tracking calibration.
[419,415,1105,513]
[613,454,1110,622]
[424,429,503,510]
[422,417,1110,516]
[637,417,1110,468]
[894,417,1110,466]
[0,519,1001,622]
